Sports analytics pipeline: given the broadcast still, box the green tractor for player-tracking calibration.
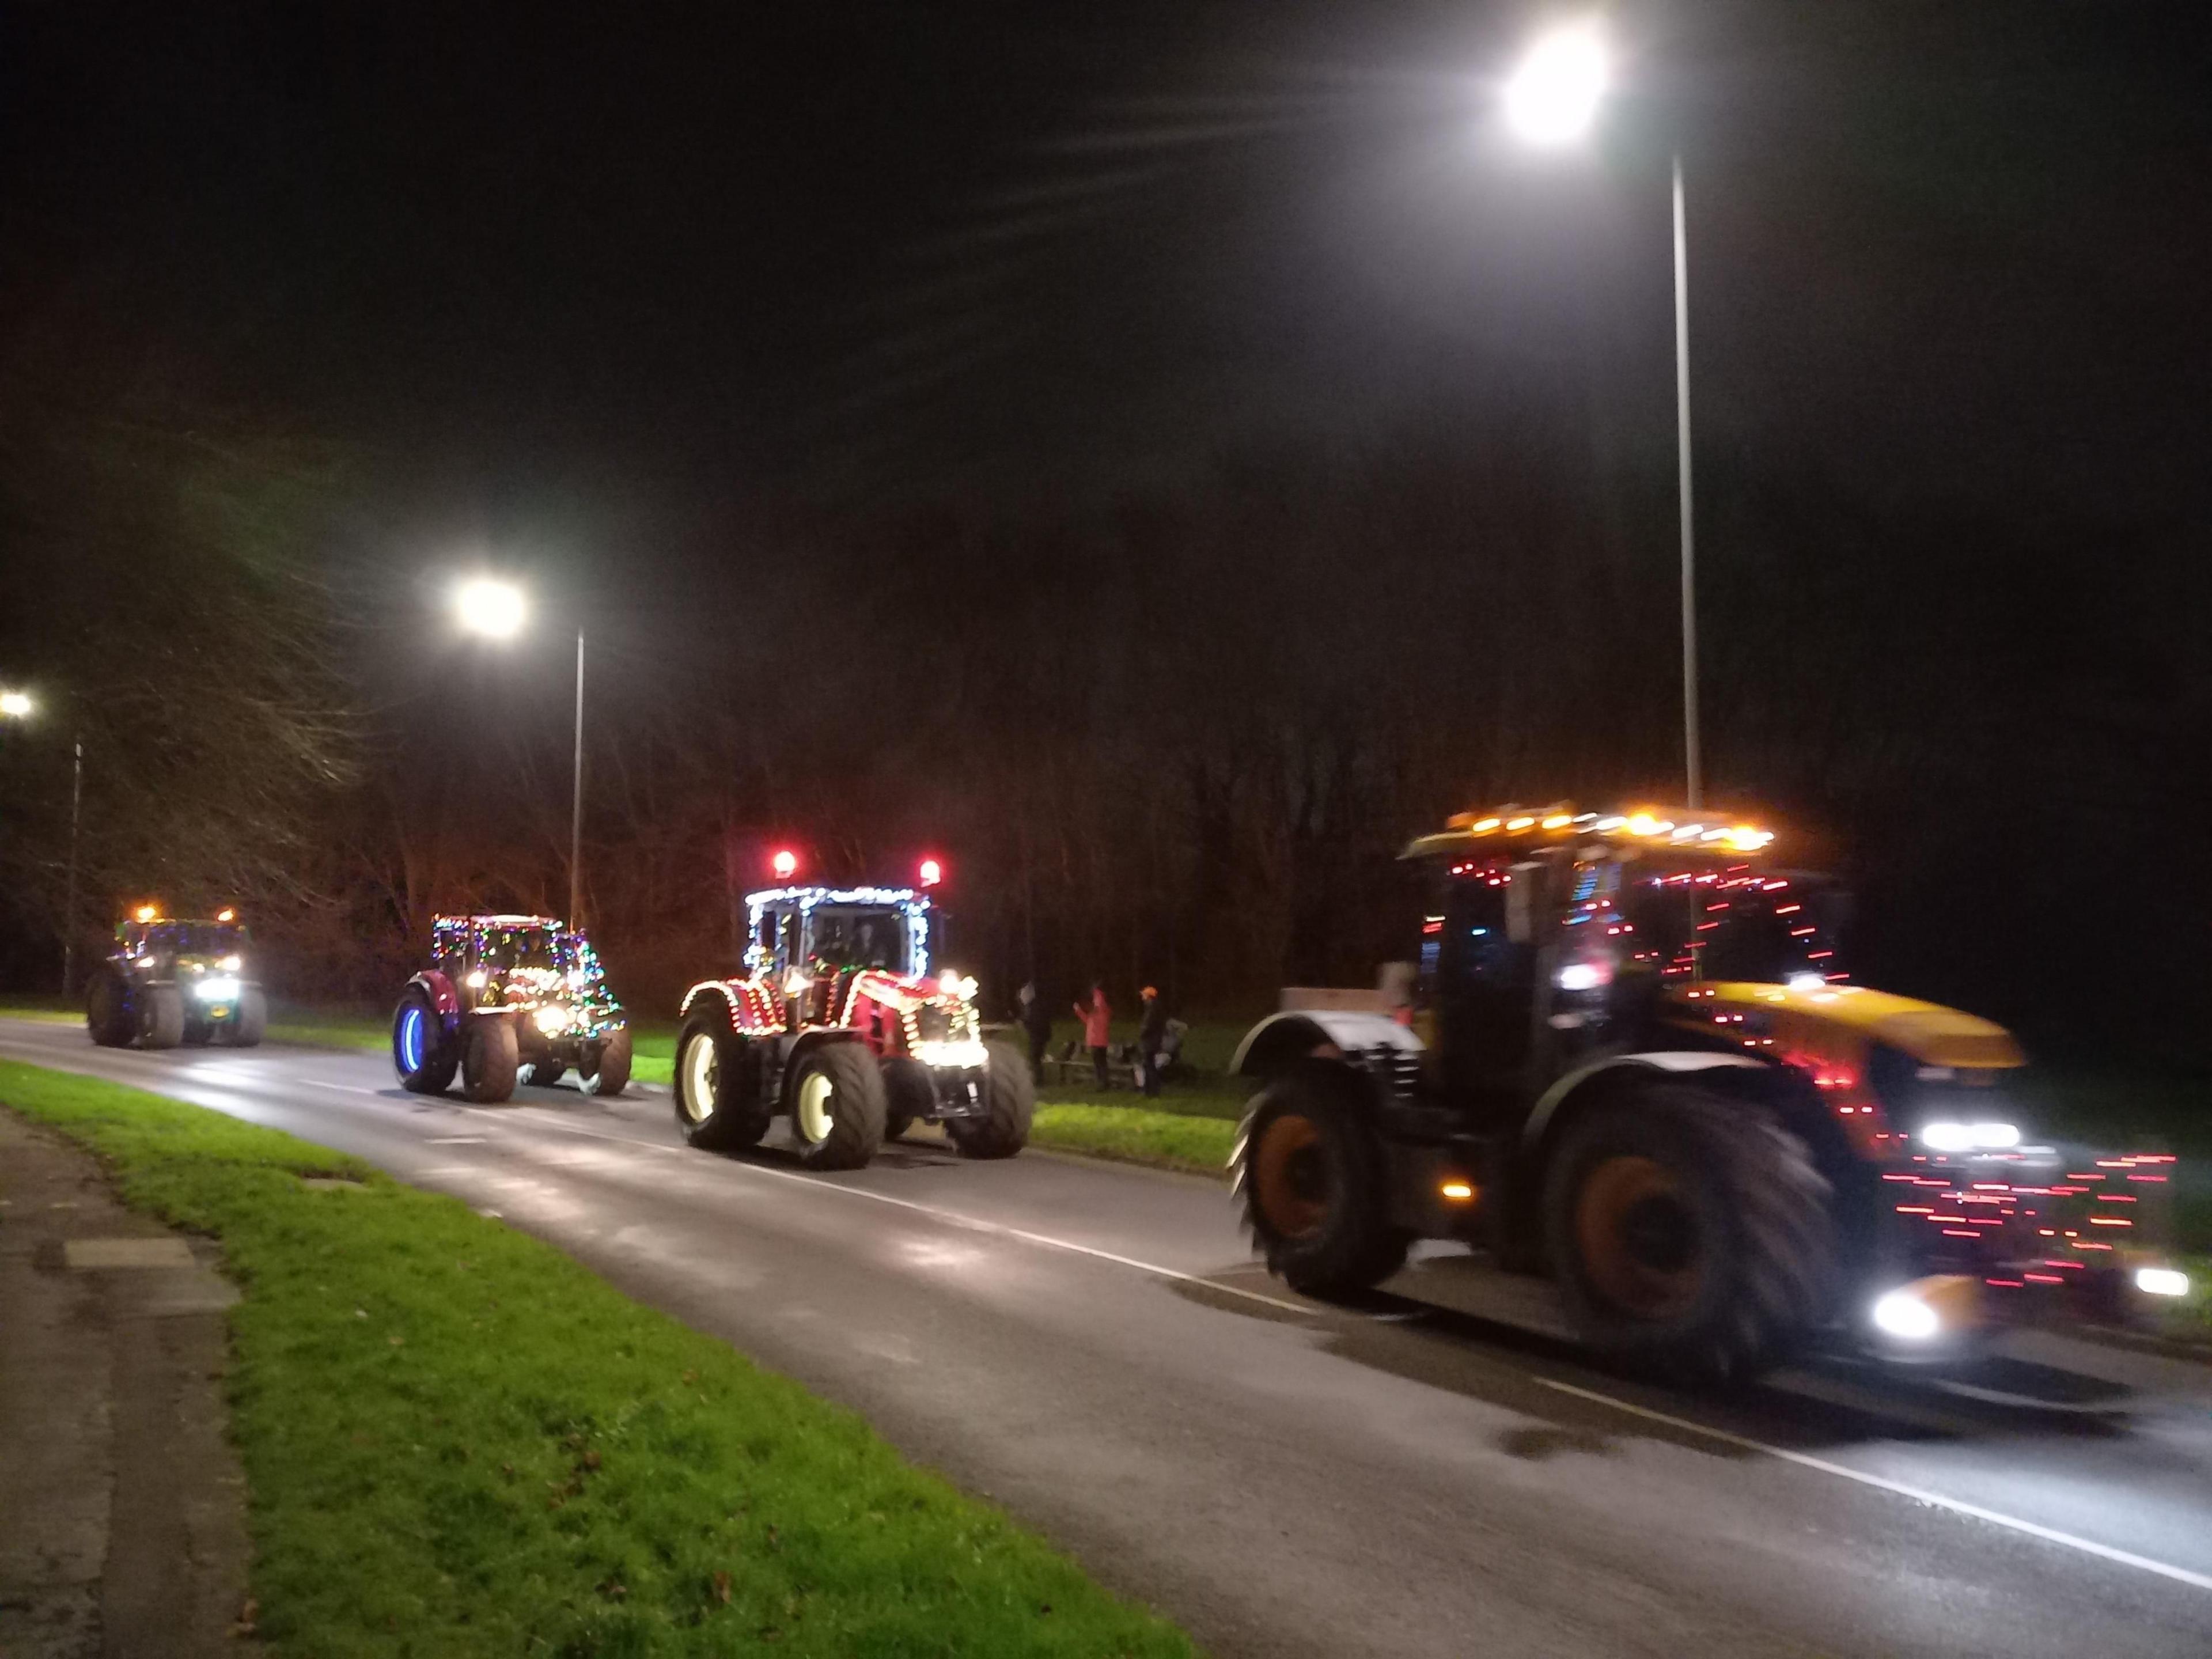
[86,904,267,1050]
[1231,805,2188,1384]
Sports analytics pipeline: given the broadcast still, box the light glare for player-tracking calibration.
[1503,24,1609,146]
[0,690,33,719]
[2135,1267,2190,1298]
[454,578,528,640]
[1871,1290,1941,1340]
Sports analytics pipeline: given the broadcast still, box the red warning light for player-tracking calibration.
[918,857,943,888]
[771,849,798,880]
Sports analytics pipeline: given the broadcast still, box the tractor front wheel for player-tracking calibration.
[944,1043,1034,1160]
[230,988,267,1048]
[579,1027,631,1097]
[1543,1085,1836,1387]
[789,1042,886,1171]
[881,1056,933,1142]
[1236,1062,1407,1296]
[461,1017,520,1104]
[142,986,185,1050]
[673,1013,765,1150]
[392,989,457,1094]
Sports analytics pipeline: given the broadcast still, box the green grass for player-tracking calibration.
[1029,1105,1237,1178]
[0,1060,1195,1658]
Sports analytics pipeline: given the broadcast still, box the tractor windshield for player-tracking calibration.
[1623,872,1847,985]
[807,907,910,972]
[148,922,244,957]
[478,926,558,974]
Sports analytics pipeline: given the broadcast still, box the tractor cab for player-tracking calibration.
[745,884,935,983]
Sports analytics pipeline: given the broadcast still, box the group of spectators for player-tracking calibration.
[1012,979,1172,1097]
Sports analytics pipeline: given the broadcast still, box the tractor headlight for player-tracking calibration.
[2136,1267,2190,1298]
[912,1038,988,1070]
[193,977,241,1003]
[533,1004,574,1036]
[218,954,243,972]
[1871,1288,1942,1340]
[1917,1120,2020,1152]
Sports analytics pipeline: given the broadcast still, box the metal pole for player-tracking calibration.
[62,736,82,996]
[570,628,585,928]
[1673,152,1701,809]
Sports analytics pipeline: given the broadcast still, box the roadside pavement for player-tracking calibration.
[0,1110,250,1658]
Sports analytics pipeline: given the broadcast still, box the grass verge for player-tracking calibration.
[0,1060,1194,1658]
[1029,1105,1237,1179]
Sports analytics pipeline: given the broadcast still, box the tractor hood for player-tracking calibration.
[1674,982,2027,1071]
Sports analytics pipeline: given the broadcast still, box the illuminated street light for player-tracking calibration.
[450,575,589,926]
[1501,20,1702,807]
[1502,22,1608,145]
[0,690,34,719]
[454,577,528,640]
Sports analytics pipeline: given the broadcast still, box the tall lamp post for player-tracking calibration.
[1502,22,1702,808]
[454,579,589,927]
[1,690,86,994]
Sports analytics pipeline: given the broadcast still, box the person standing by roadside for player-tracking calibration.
[1017,982,1052,1083]
[1075,980,1112,1090]
[1137,984,1168,1097]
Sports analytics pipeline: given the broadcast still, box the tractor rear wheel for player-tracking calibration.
[1236,1061,1407,1296]
[789,1041,886,1171]
[1543,1084,1836,1387]
[142,986,185,1050]
[673,1012,765,1150]
[944,1043,1033,1160]
[86,969,135,1048]
[392,988,457,1094]
[461,1017,520,1104]
[578,1027,631,1097]
[230,988,267,1048]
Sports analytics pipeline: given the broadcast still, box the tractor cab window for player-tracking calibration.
[147,922,243,958]
[477,927,558,975]
[806,907,908,972]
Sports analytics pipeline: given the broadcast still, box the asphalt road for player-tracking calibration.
[4,1015,2209,1657]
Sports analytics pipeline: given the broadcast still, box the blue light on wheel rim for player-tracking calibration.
[399,1005,425,1071]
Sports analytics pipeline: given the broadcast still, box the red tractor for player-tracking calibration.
[672,865,1032,1170]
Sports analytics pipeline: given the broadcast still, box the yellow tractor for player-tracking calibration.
[1231,805,2188,1384]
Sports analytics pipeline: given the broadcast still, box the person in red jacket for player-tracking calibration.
[1074,980,1113,1090]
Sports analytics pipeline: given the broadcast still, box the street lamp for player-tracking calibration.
[1502,20,1702,808]
[2,688,86,994]
[453,578,589,928]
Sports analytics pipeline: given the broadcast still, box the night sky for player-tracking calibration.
[6,2,2209,541]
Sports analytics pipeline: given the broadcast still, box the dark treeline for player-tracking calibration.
[4,370,2206,1066]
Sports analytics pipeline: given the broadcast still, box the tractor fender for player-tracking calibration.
[408,969,463,1037]
[1520,1051,1769,1161]
[1232,1009,1422,1079]
[679,980,738,1029]
[777,1027,868,1112]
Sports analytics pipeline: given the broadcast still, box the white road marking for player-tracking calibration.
[425,1135,486,1145]
[1535,1376,2212,1594]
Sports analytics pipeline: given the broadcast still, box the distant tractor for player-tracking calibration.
[672,863,1032,1169]
[391,914,632,1104]
[87,904,267,1050]
[1232,806,2188,1384]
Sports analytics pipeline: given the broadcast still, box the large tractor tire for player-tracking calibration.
[578,1026,631,1097]
[945,1042,1034,1160]
[461,1016,520,1104]
[392,988,458,1094]
[86,969,136,1048]
[1543,1084,1836,1387]
[881,1055,934,1142]
[230,987,267,1048]
[1236,1060,1408,1297]
[142,985,185,1050]
[673,1012,767,1150]
[789,1041,887,1171]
